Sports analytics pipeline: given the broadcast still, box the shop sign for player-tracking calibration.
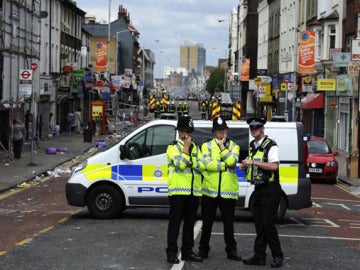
[317,79,336,91]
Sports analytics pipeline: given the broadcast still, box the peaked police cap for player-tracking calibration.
[246,117,267,127]
[175,115,195,132]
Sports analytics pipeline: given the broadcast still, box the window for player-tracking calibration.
[124,125,176,159]
[329,25,336,49]
[316,30,323,60]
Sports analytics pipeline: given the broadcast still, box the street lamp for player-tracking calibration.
[107,0,112,79]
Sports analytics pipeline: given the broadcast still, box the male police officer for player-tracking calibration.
[166,115,205,264]
[239,117,284,268]
[198,116,242,261]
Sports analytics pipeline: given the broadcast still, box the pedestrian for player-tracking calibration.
[198,116,242,261]
[67,111,74,132]
[12,119,25,159]
[166,115,205,264]
[239,117,284,268]
[74,108,83,133]
[55,122,60,137]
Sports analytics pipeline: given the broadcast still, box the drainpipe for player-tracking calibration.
[357,13,360,177]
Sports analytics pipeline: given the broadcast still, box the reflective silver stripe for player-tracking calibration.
[225,168,235,173]
[207,141,212,150]
[175,143,182,153]
[222,151,232,160]
[168,169,200,175]
[203,153,211,158]
[217,161,222,171]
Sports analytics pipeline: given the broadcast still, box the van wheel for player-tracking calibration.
[249,195,287,221]
[87,185,123,219]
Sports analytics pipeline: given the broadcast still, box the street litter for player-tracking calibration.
[95,141,107,148]
[45,147,68,155]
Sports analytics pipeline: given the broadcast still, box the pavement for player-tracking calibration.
[0,120,144,193]
[0,118,359,195]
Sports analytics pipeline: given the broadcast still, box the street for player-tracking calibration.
[1,176,360,269]
[1,103,360,269]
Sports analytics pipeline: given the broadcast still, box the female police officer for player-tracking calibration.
[239,117,284,268]
[198,116,242,261]
[166,115,205,264]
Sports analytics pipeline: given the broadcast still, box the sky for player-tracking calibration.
[75,0,237,77]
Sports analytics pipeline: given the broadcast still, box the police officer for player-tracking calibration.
[183,101,189,115]
[177,101,183,118]
[239,117,284,268]
[169,100,176,113]
[200,101,207,120]
[154,101,161,119]
[198,116,242,261]
[166,115,205,264]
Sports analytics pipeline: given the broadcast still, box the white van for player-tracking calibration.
[66,119,312,219]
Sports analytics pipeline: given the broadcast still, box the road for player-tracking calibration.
[1,102,360,269]
[1,176,360,269]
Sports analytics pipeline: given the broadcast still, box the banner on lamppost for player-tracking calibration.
[95,41,107,73]
[298,30,315,74]
[240,58,250,81]
[351,39,360,60]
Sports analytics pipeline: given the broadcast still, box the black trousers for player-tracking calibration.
[252,182,283,259]
[199,195,237,254]
[166,195,199,257]
[13,139,23,159]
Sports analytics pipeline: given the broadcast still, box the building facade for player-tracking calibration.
[179,44,206,74]
[229,0,360,178]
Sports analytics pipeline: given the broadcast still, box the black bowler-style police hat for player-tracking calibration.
[212,116,228,131]
[175,115,195,132]
[246,117,266,130]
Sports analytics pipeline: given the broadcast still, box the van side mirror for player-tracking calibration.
[120,145,127,160]
[333,150,339,156]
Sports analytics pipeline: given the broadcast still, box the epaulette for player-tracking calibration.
[169,140,177,145]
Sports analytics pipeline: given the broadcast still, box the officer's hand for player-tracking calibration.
[183,135,192,152]
[240,159,251,170]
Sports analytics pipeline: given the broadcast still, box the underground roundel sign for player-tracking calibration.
[19,69,33,81]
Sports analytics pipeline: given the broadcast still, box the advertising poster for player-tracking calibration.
[240,58,250,81]
[298,31,315,74]
[95,42,107,72]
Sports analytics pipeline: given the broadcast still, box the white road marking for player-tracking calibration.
[312,202,322,208]
[302,218,340,228]
[312,197,360,203]
[339,219,360,229]
[171,220,202,270]
[324,202,351,210]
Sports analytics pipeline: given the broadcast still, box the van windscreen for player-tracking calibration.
[192,127,249,161]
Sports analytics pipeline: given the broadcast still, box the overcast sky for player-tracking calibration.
[75,0,237,76]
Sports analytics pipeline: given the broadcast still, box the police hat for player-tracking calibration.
[212,116,228,131]
[246,117,266,129]
[175,115,195,132]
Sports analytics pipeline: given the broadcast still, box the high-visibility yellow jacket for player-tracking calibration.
[167,141,205,196]
[201,138,240,199]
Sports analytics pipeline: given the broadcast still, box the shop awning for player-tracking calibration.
[300,93,324,110]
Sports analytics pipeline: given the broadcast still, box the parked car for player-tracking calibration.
[305,135,339,184]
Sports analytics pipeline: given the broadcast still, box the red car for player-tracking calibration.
[305,136,339,184]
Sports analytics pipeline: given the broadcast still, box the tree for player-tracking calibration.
[205,67,225,95]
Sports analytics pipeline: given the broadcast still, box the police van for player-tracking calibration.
[66,119,312,219]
